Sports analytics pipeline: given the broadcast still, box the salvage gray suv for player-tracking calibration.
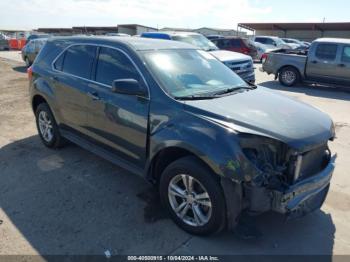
[29,36,336,235]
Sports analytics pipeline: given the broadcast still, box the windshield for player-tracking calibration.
[172,35,218,51]
[142,49,248,98]
[274,38,286,45]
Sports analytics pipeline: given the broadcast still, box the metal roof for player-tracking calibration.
[238,22,350,31]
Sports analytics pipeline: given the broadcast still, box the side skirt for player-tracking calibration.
[60,129,144,177]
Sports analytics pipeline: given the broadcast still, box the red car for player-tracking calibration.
[212,37,258,59]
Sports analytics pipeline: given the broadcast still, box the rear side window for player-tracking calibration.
[62,45,97,79]
[341,46,350,63]
[26,42,35,52]
[95,47,139,86]
[315,44,338,61]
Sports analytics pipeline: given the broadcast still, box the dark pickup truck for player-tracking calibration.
[262,38,350,87]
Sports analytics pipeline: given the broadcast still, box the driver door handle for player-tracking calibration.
[87,91,100,101]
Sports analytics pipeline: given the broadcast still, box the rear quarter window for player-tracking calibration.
[53,52,65,71]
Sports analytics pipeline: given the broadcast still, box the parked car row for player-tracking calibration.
[28,35,336,236]
[141,31,255,83]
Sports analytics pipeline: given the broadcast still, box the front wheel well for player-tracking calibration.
[148,147,218,185]
[32,95,47,112]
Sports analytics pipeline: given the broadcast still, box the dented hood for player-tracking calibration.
[184,86,334,151]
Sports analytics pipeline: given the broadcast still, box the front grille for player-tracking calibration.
[298,143,329,180]
[224,59,253,73]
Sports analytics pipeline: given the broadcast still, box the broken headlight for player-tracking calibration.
[239,134,289,188]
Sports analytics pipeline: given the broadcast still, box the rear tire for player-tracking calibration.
[159,156,226,235]
[279,66,299,86]
[35,103,65,148]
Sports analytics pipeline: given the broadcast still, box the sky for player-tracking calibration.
[0,0,349,30]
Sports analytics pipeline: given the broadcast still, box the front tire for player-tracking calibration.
[159,156,226,235]
[279,66,299,86]
[35,103,65,148]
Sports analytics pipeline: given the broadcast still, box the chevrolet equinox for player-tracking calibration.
[29,36,336,235]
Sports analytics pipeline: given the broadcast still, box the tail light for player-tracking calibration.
[261,53,268,63]
[27,66,33,81]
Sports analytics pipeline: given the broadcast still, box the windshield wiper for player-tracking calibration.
[213,85,256,96]
[174,94,216,100]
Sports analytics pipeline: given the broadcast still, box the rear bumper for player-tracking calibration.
[272,154,336,218]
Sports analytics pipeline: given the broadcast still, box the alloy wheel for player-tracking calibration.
[281,70,296,85]
[38,111,54,142]
[168,174,212,227]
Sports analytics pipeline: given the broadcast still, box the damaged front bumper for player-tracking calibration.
[272,154,336,218]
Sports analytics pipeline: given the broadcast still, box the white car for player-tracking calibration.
[282,38,309,50]
[253,41,279,62]
[254,36,296,50]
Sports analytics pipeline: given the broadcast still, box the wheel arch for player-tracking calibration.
[32,94,48,112]
[146,145,221,185]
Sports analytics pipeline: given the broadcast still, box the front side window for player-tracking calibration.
[142,49,248,98]
[265,38,276,45]
[315,44,338,61]
[95,47,139,86]
[341,46,350,63]
[62,45,97,79]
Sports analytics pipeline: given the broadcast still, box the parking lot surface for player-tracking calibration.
[1,52,350,256]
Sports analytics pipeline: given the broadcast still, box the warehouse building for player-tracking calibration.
[238,22,350,42]
[37,24,157,36]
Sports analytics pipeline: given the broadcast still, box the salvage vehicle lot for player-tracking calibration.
[1,51,350,255]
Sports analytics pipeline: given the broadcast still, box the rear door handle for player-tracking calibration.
[311,60,318,64]
[87,91,100,101]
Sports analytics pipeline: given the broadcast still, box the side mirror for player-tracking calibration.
[111,79,146,96]
[273,42,277,46]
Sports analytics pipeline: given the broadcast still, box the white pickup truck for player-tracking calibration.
[261,38,350,87]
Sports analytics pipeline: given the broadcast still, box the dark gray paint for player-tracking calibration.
[29,36,336,226]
